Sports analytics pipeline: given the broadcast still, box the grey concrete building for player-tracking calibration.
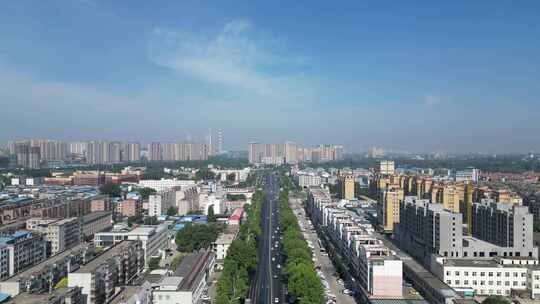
[471,201,535,257]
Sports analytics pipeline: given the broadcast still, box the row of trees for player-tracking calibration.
[279,180,324,304]
[215,190,264,304]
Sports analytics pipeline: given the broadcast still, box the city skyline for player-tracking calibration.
[1,1,540,153]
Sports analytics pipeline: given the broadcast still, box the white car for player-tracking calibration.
[275,298,279,303]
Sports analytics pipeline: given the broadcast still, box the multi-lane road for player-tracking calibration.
[251,173,284,304]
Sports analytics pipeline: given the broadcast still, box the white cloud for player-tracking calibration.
[147,20,310,98]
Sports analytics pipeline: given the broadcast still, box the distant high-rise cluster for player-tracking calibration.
[147,142,209,161]
[248,142,343,165]
[5,138,214,168]
[85,141,141,165]
[367,147,385,158]
[8,139,67,169]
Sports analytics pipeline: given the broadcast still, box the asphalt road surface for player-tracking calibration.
[251,173,285,304]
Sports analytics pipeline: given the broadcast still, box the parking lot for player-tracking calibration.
[291,198,356,304]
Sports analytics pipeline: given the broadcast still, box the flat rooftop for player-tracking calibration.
[75,241,135,273]
[7,243,89,281]
[174,251,214,291]
[14,287,78,304]
[445,258,540,269]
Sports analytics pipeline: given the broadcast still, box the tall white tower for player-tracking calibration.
[218,129,223,154]
[208,128,213,156]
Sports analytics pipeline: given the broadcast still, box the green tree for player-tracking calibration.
[287,263,324,304]
[175,223,218,252]
[482,296,511,304]
[207,206,216,222]
[99,183,121,197]
[127,215,143,227]
[144,216,158,225]
[166,206,178,216]
[226,194,246,201]
[171,253,185,270]
[148,256,161,271]
[139,187,157,199]
[195,168,216,181]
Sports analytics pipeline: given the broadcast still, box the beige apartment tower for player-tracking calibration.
[341,175,355,200]
[378,187,404,233]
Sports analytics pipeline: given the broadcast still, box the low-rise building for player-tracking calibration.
[94,225,169,267]
[433,257,540,298]
[26,217,80,255]
[68,241,144,304]
[0,244,94,297]
[227,208,244,225]
[0,231,46,278]
[152,251,215,304]
[116,199,142,217]
[212,227,238,260]
[13,286,83,304]
[80,211,113,241]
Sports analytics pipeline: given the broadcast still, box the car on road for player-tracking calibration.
[272,257,275,261]
[342,289,351,295]
[274,298,279,303]
[273,274,278,279]
[277,264,281,269]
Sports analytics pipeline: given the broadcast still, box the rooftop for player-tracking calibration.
[7,243,89,281]
[75,241,135,273]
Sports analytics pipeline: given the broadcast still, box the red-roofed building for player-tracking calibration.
[228,208,244,225]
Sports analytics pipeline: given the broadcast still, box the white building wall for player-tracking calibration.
[443,265,528,296]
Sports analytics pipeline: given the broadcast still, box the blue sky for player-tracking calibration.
[0,0,539,153]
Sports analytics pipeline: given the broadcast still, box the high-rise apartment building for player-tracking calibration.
[378,187,404,232]
[14,142,41,169]
[122,142,141,162]
[248,142,264,164]
[341,174,355,200]
[397,197,463,262]
[248,142,344,164]
[285,141,298,165]
[378,160,395,175]
[471,201,533,250]
[162,142,176,161]
[86,140,105,165]
[29,140,66,162]
[69,142,87,155]
[149,142,162,161]
[397,197,538,265]
[109,141,122,163]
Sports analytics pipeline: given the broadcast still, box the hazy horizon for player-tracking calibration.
[1,1,539,153]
